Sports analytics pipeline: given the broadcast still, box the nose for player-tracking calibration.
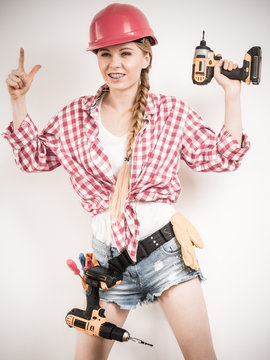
[110,53,121,68]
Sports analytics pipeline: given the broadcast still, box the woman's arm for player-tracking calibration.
[11,96,27,132]
[214,56,243,146]
[179,55,250,173]
[2,48,61,172]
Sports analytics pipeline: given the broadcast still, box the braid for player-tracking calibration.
[126,68,150,159]
[109,39,152,225]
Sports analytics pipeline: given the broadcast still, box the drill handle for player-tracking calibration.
[219,55,251,83]
[220,66,246,81]
[85,284,100,316]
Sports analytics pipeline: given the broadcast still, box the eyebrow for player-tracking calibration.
[99,47,134,52]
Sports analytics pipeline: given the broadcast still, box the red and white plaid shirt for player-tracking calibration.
[2,84,251,261]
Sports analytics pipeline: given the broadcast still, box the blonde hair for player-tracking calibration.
[109,38,152,224]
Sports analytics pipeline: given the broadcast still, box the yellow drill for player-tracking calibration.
[65,257,153,346]
[192,31,262,85]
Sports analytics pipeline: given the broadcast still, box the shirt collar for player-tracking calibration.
[81,84,109,111]
[81,84,155,122]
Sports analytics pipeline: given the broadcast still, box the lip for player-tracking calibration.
[108,73,125,75]
[107,73,126,81]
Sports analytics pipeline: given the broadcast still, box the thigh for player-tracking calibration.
[138,237,206,304]
[158,277,217,360]
[74,299,130,360]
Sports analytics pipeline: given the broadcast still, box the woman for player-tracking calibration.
[3,3,250,360]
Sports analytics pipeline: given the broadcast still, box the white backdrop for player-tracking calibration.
[0,0,269,359]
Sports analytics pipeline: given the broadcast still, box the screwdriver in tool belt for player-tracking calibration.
[78,253,86,270]
[66,259,83,279]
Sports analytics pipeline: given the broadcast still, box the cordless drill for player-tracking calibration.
[192,31,262,85]
[65,256,153,346]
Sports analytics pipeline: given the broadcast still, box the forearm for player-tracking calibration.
[224,89,243,147]
[11,96,27,132]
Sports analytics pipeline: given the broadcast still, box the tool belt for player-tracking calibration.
[108,221,175,274]
[81,211,203,292]
[109,211,204,273]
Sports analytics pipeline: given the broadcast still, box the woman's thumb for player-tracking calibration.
[29,65,42,79]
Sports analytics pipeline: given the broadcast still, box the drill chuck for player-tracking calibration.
[99,322,130,342]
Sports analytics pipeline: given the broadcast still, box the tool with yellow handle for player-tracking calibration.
[192,31,262,85]
[65,255,153,346]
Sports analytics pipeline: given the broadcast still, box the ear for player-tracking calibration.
[142,53,151,69]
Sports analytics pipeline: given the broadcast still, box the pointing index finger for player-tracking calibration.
[18,48,25,71]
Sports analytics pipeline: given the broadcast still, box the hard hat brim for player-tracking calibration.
[86,33,158,53]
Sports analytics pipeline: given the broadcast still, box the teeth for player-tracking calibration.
[109,74,125,79]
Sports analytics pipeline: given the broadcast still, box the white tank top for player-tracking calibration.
[91,95,176,247]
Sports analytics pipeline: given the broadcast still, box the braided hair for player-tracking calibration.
[109,38,152,224]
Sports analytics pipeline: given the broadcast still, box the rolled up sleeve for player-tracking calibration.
[217,124,250,162]
[1,114,61,172]
[180,106,251,172]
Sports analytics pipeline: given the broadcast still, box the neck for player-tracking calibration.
[104,83,140,112]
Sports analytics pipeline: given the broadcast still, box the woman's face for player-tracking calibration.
[97,41,150,92]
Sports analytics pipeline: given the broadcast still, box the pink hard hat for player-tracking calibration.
[86,3,158,52]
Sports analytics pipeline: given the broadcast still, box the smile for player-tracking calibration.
[108,73,126,79]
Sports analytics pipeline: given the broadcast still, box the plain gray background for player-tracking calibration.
[0,0,269,359]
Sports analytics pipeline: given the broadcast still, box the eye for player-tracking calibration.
[100,52,110,57]
[121,52,132,56]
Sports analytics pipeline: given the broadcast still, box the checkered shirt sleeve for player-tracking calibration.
[1,114,61,172]
[180,105,251,172]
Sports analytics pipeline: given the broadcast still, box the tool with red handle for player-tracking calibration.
[66,259,83,278]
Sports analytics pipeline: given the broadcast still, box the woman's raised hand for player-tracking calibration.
[6,48,42,100]
[214,53,241,94]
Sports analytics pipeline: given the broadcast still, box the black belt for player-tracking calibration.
[108,221,175,274]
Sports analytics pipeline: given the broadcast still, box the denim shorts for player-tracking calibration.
[92,236,206,310]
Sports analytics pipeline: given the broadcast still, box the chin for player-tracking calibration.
[106,82,129,91]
